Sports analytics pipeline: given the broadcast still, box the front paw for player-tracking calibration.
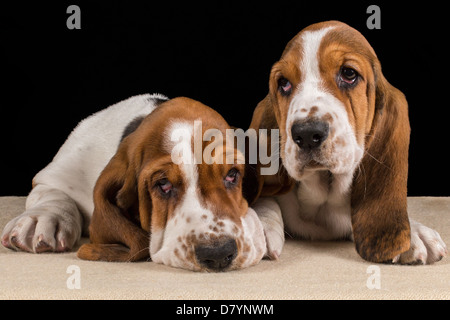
[393,220,447,265]
[263,226,284,260]
[1,209,81,253]
[252,197,285,260]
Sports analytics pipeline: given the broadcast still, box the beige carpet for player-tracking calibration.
[0,196,449,300]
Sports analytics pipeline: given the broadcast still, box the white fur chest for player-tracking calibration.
[277,170,353,240]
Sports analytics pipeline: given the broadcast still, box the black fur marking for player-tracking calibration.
[121,116,146,142]
[148,96,169,106]
[121,96,169,142]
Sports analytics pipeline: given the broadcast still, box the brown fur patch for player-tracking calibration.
[321,113,333,123]
[307,106,319,118]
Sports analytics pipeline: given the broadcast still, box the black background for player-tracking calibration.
[1,1,448,196]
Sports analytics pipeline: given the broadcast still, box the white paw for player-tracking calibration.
[1,207,81,253]
[252,197,285,260]
[393,220,447,265]
[263,226,285,260]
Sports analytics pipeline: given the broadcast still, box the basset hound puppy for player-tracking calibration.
[251,21,447,264]
[1,94,267,272]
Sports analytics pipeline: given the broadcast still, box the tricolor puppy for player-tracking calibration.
[1,95,267,272]
[251,21,447,264]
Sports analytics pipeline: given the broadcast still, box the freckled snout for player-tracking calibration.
[195,238,237,271]
[291,120,329,151]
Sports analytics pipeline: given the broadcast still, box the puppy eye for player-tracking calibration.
[278,77,292,96]
[339,67,358,86]
[157,178,173,195]
[224,168,239,189]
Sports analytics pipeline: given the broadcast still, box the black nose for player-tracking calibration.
[195,239,237,271]
[291,121,329,150]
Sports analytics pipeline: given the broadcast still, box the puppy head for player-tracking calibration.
[119,98,266,271]
[268,21,387,181]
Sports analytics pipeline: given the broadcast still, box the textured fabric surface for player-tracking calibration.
[1,196,449,300]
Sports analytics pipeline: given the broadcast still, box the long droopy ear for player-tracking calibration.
[242,159,263,206]
[137,166,153,233]
[351,65,411,263]
[77,141,150,262]
[245,95,294,201]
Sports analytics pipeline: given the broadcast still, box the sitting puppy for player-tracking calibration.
[250,21,447,264]
[1,95,267,272]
